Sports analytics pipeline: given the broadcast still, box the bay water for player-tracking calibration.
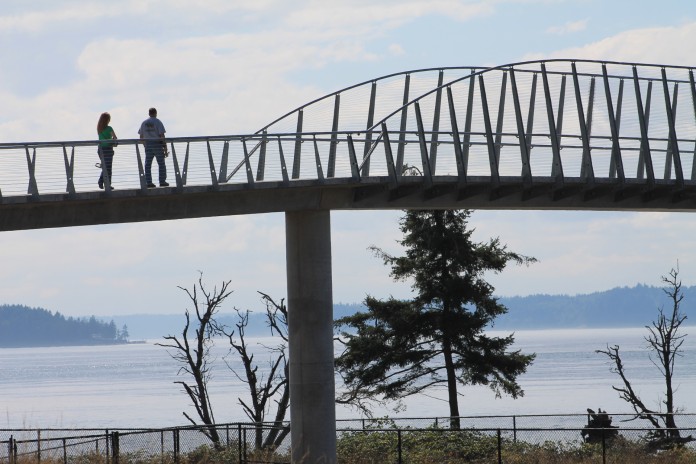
[1,327,694,429]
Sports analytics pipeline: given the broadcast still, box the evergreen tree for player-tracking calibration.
[335,210,536,428]
[119,324,130,341]
[0,304,123,347]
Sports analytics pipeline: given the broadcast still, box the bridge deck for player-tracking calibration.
[2,175,695,231]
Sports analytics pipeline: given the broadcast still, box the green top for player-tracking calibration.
[98,126,115,148]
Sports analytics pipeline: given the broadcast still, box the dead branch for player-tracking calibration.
[156,274,233,447]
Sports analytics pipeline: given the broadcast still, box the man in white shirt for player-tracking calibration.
[138,107,168,188]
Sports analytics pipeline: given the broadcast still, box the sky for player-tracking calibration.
[3,0,696,318]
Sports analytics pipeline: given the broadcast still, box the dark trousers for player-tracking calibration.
[144,142,167,184]
[98,147,114,187]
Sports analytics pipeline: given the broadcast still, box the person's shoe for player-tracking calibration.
[98,181,104,189]
[147,183,156,188]
[159,181,169,187]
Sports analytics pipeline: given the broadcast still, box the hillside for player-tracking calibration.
[3,284,692,345]
[0,304,128,348]
[495,283,695,329]
[105,285,694,339]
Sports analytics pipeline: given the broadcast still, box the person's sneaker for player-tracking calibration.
[160,181,170,187]
[147,183,156,188]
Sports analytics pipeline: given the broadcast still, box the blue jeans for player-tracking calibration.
[144,141,167,184]
[98,146,114,186]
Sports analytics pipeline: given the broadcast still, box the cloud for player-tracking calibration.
[0,0,500,143]
[526,21,696,65]
[0,3,124,33]
[546,19,588,35]
[388,43,406,56]
[0,1,281,33]
[284,1,492,31]
[472,210,696,297]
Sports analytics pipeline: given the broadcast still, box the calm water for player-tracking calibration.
[0,327,694,429]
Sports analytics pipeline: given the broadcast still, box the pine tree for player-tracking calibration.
[335,210,536,428]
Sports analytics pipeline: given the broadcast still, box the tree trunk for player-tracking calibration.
[443,339,461,429]
[441,303,460,429]
[663,345,679,436]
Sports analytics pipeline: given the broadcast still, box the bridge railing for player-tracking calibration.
[370,59,696,186]
[4,60,696,203]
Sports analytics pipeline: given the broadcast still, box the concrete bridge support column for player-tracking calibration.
[285,209,336,464]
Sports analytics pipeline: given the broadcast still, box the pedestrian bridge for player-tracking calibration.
[3,59,696,231]
[3,59,696,463]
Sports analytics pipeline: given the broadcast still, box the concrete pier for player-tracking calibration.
[285,209,336,463]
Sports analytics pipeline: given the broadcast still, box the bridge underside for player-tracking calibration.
[2,177,696,231]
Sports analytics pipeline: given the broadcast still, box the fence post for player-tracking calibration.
[104,429,109,464]
[237,424,243,464]
[602,430,606,464]
[397,430,402,464]
[173,429,180,464]
[8,435,13,464]
[160,430,164,464]
[497,429,502,464]
[111,431,119,464]
[243,428,248,461]
[62,438,67,464]
[513,415,517,443]
[226,424,230,447]
[37,430,41,464]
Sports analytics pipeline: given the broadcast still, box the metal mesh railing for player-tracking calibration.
[4,60,696,206]
[2,414,695,463]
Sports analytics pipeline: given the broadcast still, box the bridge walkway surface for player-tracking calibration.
[3,59,696,462]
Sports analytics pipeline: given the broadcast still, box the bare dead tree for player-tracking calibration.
[220,292,290,450]
[156,275,233,447]
[257,291,291,448]
[597,266,693,449]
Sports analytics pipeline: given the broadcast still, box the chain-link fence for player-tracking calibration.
[2,414,695,464]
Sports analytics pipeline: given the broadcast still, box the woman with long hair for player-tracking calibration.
[97,112,118,189]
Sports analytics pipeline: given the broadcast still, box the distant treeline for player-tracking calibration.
[496,283,695,329]
[4,284,694,345]
[0,304,128,348]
